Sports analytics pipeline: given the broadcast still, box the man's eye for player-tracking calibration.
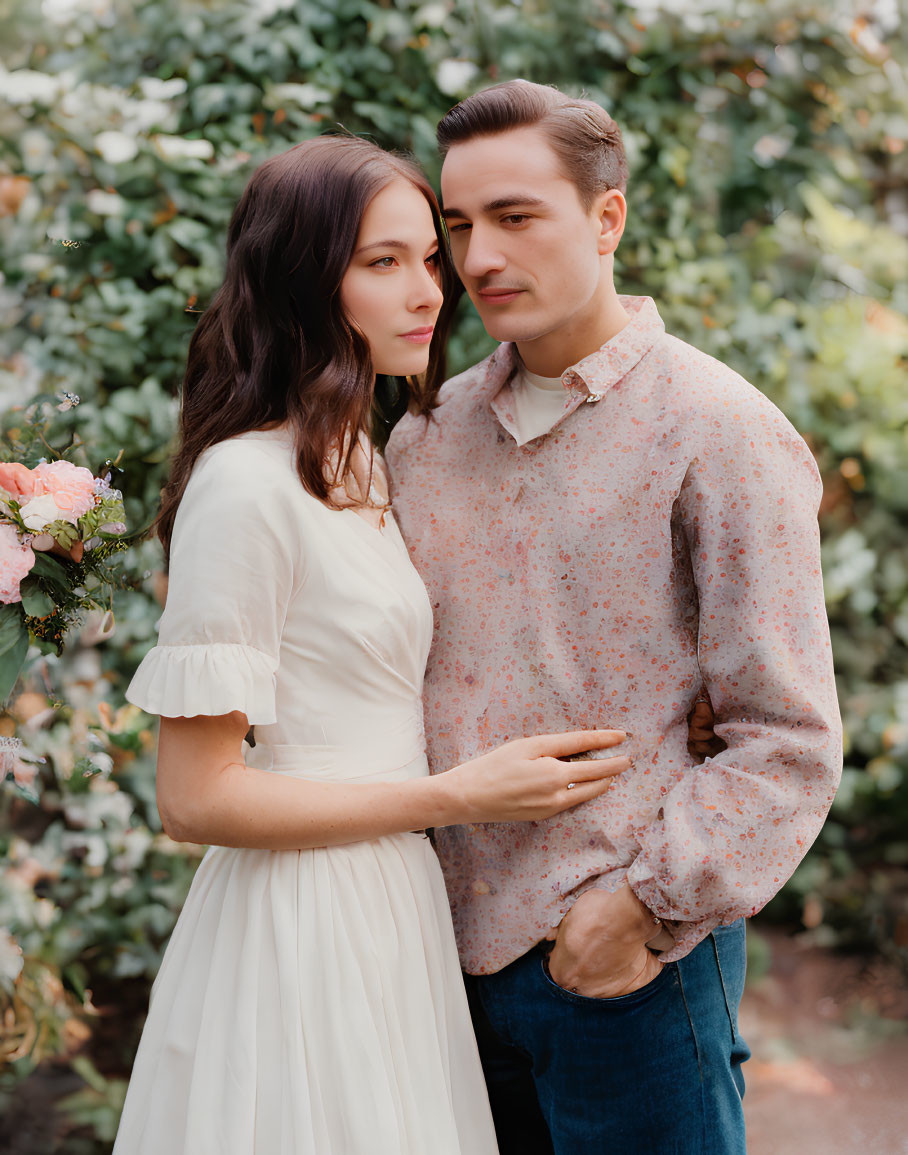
[447,222,471,234]
[503,214,528,225]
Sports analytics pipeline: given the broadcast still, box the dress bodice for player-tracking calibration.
[128,430,434,782]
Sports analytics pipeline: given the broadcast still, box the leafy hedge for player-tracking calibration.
[1,0,906,1146]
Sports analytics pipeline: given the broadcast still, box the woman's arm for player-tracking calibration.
[156,713,629,850]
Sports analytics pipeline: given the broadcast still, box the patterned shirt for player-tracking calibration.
[387,295,842,974]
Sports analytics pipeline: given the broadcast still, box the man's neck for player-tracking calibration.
[516,289,631,378]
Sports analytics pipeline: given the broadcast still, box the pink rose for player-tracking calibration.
[0,523,35,603]
[29,460,96,522]
[0,463,38,502]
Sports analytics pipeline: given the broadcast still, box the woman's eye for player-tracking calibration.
[371,256,397,268]
[425,250,440,266]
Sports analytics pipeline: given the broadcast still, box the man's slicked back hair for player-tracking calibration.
[436,79,628,208]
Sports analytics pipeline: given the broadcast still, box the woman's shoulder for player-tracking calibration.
[197,428,295,476]
[185,430,299,501]
[175,430,311,545]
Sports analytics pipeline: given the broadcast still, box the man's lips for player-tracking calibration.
[477,288,524,304]
[399,326,435,343]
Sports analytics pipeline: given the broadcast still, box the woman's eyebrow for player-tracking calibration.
[354,238,410,255]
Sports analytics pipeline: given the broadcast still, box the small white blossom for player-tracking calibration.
[265,82,333,109]
[0,66,61,106]
[435,60,478,97]
[153,135,214,162]
[86,188,126,216]
[0,928,24,987]
[95,130,139,164]
[137,77,187,102]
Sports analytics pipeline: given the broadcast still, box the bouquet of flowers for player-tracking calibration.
[0,450,129,703]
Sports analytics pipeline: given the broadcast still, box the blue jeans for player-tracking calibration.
[464,921,750,1154]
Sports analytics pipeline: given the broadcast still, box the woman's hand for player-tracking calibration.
[444,730,630,825]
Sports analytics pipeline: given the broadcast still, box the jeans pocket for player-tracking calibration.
[539,953,674,1008]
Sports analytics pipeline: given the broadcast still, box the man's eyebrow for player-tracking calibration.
[354,239,411,255]
[441,195,549,220]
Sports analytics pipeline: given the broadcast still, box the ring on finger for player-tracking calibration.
[566,781,577,790]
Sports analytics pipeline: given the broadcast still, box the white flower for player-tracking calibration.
[19,492,70,531]
[435,60,478,96]
[137,77,187,102]
[112,828,153,872]
[753,132,794,165]
[153,135,214,162]
[42,0,114,24]
[0,737,24,777]
[415,3,447,29]
[0,928,24,988]
[86,188,126,216]
[0,66,61,106]
[20,129,53,170]
[95,130,139,164]
[265,82,333,109]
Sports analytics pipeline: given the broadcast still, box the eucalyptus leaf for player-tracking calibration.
[28,551,71,595]
[0,603,29,703]
[20,585,56,618]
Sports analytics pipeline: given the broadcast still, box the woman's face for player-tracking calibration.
[340,179,444,377]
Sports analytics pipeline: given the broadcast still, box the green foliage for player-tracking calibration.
[0,0,906,1144]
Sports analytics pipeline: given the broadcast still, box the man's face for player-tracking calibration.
[440,126,612,348]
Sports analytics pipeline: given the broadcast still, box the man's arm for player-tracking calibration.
[624,405,842,958]
[548,398,842,993]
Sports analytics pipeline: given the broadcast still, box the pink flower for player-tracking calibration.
[0,463,38,502]
[0,523,35,603]
[29,461,96,521]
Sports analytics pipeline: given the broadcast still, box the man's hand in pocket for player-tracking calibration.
[545,884,664,999]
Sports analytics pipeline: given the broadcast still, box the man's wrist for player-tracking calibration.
[572,881,662,944]
[620,882,663,941]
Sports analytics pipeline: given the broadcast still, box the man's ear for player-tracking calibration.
[594,188,627,256]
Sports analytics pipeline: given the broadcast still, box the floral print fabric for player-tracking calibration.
[387,295,842,973]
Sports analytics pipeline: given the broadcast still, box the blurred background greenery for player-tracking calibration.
[0,0,906,1149]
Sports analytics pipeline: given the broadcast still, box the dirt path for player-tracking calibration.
[741,924,908,1153]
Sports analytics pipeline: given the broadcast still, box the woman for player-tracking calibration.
[112,135,630,1155]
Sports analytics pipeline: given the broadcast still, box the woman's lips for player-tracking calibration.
[399,327,435,344]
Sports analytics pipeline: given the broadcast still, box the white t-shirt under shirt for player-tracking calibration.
[508,362,571,446]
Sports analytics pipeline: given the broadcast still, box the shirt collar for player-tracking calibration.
[488,295,665,435]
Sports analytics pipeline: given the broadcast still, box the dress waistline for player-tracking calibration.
[246,741,429,784]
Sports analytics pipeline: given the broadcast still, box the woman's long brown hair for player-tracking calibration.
[157,135,460,557]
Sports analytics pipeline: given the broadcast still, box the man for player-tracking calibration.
[387,80,842,1154]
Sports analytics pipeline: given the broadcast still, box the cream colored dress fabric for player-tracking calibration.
[114,430,499,1155]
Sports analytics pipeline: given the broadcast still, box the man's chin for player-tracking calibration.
[474,310,543,345]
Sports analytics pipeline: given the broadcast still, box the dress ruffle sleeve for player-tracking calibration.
[127,642,279,724]
[126,439,302,722]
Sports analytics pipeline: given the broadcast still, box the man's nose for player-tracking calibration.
[460,226,506,281]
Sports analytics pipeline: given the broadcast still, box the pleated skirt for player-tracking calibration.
[112,830,499,1154]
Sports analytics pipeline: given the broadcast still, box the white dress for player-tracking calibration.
[114,430,499,1155]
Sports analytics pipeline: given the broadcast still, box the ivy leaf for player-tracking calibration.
[0,603,29,704]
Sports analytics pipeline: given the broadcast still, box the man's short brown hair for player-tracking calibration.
[436,79,628,208]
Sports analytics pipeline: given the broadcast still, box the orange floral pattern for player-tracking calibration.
[388,296,842,974]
